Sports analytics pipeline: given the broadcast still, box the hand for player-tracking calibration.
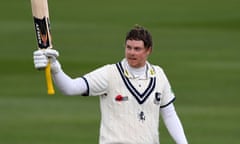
[33,49,60,71]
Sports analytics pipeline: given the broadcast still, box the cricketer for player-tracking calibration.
[33,25,188,144]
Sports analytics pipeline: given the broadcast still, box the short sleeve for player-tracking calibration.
[83,65,111,96]
[156,66,176,108]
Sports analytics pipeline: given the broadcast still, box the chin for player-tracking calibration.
[130,63,140,68]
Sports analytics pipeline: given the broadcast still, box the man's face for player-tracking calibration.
[125,40,152,68]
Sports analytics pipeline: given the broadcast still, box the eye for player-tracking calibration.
[134,47,142,51]
[126,45,132,50]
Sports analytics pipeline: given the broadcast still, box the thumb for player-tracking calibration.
[44,49,59,58]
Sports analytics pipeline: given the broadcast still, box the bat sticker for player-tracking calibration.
[33,17,50,48]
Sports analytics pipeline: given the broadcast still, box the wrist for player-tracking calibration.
[50,60,61,74]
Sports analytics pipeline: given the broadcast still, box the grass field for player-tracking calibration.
[0,0,240,143]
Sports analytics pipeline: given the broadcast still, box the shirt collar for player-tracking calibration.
[121,58,156,79]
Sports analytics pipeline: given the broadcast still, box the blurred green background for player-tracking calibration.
[0,0,240,143]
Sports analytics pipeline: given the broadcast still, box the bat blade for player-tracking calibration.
[31,0,52,49]
[31,0,55,95]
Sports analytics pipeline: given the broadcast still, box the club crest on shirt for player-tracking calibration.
[154,92,161,105]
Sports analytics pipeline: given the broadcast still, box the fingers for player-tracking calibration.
[34,49,59,58]
[33,51,48,69]
[33,49,60,70]
[44,49,59,58]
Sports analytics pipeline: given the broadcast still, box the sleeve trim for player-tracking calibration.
[160,97,176,108]
[81,77,89,96]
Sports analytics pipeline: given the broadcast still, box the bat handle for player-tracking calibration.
[45,62,55,95]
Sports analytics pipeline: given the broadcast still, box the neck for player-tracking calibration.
[127,63,146,78]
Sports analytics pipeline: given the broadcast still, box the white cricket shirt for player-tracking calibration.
[83,59,175,144]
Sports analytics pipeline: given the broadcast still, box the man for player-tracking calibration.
[33,25,188,144]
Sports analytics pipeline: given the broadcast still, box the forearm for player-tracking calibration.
[51,61,87,96]
[161,104,188,144]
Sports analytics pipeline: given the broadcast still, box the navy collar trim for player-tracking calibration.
[116,62,156,104]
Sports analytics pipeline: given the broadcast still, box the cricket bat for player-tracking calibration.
[31,0,55,95]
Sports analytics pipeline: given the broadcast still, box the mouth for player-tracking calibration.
[128,57,137,61]
[127,57,138,66]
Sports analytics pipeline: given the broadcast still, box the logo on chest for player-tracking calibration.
[115,95,128,102]
[138,111,146,122]
[154,92,161,105]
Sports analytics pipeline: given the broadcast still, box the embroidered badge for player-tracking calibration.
[150,68,155,75]
[138,111,146,121]
[154,92,161,105]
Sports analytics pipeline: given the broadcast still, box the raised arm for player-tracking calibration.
[33,49,88,95]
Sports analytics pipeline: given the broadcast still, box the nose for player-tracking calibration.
[127,48,135,55]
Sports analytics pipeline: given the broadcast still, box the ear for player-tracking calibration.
[147,47,152,55]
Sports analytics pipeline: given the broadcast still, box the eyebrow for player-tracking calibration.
[126,45,145,50]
